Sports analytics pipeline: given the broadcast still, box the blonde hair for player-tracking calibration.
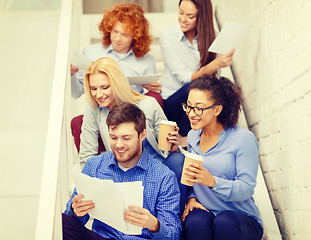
[84,57,146,107]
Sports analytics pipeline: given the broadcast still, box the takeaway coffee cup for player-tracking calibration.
[181,152,204,186]
[158,120,177,150]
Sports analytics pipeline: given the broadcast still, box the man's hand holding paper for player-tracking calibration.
[124,206,160,233]
[71,194,95,217]
[73,170,144,235]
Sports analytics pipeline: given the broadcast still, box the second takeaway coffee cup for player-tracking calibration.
[158,120,177,150]
[181,152,204,186]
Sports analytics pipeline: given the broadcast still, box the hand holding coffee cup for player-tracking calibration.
[181,152,204,186]
[158,120,177,150]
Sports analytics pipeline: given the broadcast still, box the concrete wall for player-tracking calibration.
[211,1,311,239]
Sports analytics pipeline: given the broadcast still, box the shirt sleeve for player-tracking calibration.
[148,97,167,141]
[211,131,259,202]
[140,97,167,157]
[71,46,92,98]
[187,188,197,201]
[159,33,194,85]
[64,188,90,225]
[71,69,85,98]
[79,106,100,166]
[151,172,182,240]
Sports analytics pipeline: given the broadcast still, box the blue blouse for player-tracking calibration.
[187,126,263,226]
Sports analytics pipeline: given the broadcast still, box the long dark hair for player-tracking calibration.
[189,75,242,128]
[179,0,216,67]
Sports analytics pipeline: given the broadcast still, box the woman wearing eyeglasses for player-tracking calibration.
[169,74,263,240]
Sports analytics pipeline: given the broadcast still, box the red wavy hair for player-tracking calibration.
[98,3,152,58]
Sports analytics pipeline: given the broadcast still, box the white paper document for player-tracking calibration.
[127,74,162,85]
[208,22,250,54]
[71,51,93,70]
[73,170,144,235]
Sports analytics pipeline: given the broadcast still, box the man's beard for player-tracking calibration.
[113,141,141,163]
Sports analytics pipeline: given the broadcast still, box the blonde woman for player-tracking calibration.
[78,57,172,166]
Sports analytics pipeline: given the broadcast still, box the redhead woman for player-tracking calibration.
[178,75,263,240]
[160,0,235,140]
[79,57,168,166]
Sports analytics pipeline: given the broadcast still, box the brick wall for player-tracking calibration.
[211,0,311,239]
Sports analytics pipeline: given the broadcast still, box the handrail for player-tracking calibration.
[34,0,73,239]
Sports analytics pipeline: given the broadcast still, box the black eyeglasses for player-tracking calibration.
[182,102,217,116]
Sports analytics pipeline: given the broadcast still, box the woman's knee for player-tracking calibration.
[71,115,84,152]
[213,211,241,240]
[214,211,263,240]
[185,209,213,227]
[71,115,83,135]
[214,211,239,228]
[183,209,214,239]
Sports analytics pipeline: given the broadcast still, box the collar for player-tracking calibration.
[99,106,109,115]
[107,149,149,171]
[177,27,185,41]
[177,27,198,44]
[193,128,227,150]
[107,44,134,59]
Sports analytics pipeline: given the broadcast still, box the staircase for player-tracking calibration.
[0,0,281,239]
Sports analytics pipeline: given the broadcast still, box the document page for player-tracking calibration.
[208,22,250,54]
[70,51,161,86]
[71,51,92,70]
[127,74,162,85]
[73,170,144,235]
[115,182,144,235]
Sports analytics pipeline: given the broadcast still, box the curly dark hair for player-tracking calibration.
[189,75,242,128]
[98,3,152,58]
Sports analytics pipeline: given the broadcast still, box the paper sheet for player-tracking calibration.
[71,51,93,70]
[127,74,162,85]
[73,170,144,235]
[71,51,161,86]
[208,22,250,54]
[115,182,144,234]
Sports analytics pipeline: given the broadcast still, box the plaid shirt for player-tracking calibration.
[65,150,181,240]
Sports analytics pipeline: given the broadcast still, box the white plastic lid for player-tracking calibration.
[159,120,177,126]
[185,152,204,161]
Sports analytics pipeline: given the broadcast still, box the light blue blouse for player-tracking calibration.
[71,43,156,98]
[159,25,200,99]
[187,126,263,226]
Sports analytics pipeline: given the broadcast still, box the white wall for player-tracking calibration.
[2,0,60,11]
[212,1,311,239]
[0,12,59,239]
